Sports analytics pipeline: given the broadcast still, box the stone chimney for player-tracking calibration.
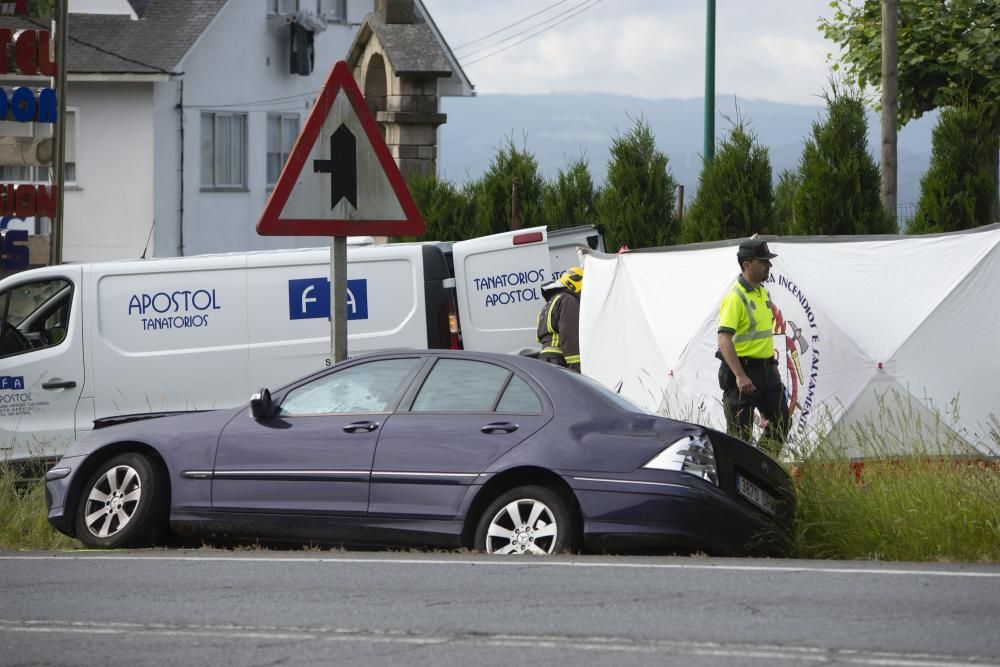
[375,0,417,24]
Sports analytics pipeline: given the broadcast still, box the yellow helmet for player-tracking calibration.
[558,266,583,294]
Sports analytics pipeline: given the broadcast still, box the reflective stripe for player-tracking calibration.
[544,293,563,354]
[565,354,581,364]
[730,284,771,343]
[546,293,562,336]
[734,329,772,342]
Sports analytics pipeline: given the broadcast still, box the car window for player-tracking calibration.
[0,278,73,359]
[495,375,542,414]
[411,359,511,413]
[278,358,419,416]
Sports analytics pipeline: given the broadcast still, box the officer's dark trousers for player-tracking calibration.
[721,358,790,458]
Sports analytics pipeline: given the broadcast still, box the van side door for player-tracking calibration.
[0,267,85,463]
[452,227,552,355]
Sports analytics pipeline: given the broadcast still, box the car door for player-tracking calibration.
[370,357,552,519]
[211,356,424,515]
[0,269,85,463]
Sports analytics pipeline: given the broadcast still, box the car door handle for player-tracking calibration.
[480,421,519,434]
[343,420,380,433]
[42,379,77,390]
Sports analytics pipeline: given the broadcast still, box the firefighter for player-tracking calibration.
[716,237,790,457]
[536,266,583,372]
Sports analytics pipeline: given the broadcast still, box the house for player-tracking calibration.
[0,0,472,263]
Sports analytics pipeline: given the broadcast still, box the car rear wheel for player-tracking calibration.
[73,453,168,549]
[474,485,576,555]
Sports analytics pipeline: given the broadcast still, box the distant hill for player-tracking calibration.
[438,93,937,215]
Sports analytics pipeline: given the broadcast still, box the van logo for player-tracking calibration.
[1,376,25,391]
[288,278,369,321]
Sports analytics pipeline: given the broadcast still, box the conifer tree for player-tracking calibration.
[472,137,545,236]
[597,117,678,250]
[399,173,479,242]
[792,82,893,236]
[542,157,598,231]
[681,117,775,243]
[908,104,998,234]
[772,169,799,235]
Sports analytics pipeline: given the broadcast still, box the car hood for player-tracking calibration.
[61,407,243,460]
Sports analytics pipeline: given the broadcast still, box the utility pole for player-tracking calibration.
[881,0,898,228]
[50,0,69,265]
[703,0,716,163]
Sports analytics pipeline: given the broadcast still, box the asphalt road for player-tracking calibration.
[2,551,999,667]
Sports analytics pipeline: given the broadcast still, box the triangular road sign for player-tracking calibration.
[257,60,425,237]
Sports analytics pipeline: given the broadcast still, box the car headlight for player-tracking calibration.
[643,434,718,486]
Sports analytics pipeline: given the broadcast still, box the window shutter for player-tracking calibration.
[62,110,76,163]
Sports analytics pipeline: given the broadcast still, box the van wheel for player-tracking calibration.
[474,485,577,555]
[73,453,168,549]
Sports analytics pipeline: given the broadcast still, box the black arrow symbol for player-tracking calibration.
[313,123,357,210]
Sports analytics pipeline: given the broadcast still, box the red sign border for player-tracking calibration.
[256,60,425,237]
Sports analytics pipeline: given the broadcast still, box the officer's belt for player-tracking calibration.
[738,356,777,368]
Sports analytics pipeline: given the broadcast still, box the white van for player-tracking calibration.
[0,225,602,463]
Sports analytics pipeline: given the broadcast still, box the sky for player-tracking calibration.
[421,0,841,106]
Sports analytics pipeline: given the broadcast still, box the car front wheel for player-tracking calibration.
[73,452,168,549]
[474,485,576,555]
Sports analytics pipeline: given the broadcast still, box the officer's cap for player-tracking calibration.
[737,237,778,260]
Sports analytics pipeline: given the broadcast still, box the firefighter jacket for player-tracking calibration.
[536,291,581,372]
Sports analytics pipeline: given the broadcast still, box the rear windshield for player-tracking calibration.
[567,371,651,415]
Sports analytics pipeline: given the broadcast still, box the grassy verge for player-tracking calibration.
[791,398,1000,562]
[0,465,77,551]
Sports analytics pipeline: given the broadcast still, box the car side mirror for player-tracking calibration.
[250,388,273,420]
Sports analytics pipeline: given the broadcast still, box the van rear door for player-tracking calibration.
[452,226,552,355]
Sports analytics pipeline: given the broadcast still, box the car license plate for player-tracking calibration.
[737,476,777,516]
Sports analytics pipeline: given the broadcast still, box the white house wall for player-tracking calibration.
[156,0,372,258]
[152,78,181,257]
[64,82,155,262]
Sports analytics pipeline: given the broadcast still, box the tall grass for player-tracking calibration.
[0,465,76,551]
[792,395,1000,562]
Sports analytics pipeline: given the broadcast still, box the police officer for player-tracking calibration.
[536,266,583,372]
[717,237,789,456]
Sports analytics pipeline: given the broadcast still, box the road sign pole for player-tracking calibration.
[330,236,348,363]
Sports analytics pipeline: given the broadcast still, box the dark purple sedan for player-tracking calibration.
[45,350,794,556]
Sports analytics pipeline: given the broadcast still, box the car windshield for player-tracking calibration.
[565,371,651,415]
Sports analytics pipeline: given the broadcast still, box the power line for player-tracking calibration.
[462,0,606,67]
[451,0,572,51]
[23,16,175,75]
[458,0,598,61]
[192,90,321,110]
